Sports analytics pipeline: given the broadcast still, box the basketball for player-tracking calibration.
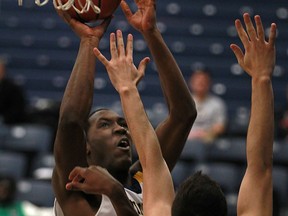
[54,0,122,23]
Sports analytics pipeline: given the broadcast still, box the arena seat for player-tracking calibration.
[16,179,55,207]
[206,137,246,166]
[192,162,242,194]
[0,151,28,179]
[30,153,55,180]
[180,139,209,162]
[3,123,53,154]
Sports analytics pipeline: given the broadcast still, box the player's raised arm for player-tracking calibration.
[93,29,174,216]
[52,9,112,215]
[230,13,276,216]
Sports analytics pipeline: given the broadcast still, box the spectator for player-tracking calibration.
[187,68,227,143]
[0,58,27,124]
[0,175,26,215]
[0,175,54,216]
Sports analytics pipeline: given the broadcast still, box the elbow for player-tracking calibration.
[183,97,197,121]
[248,156,273,174]
[171,98,197,123]
[189,103,197,122]
[261,154,274,171]
[263,156,273,170]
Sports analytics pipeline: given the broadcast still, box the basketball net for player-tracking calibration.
[18,0,101,14]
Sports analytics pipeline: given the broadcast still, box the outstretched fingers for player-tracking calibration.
[254,15,265,41]
[230,44,244,66]
[268,23,277,47]
[138,57,150,78]
[126,33,133,60]
[234,18,250,50]
[56,8,76,27]
[243,13,257,42]
[116,30,125,56]
[120,0,133,20]
[93,47,109,66]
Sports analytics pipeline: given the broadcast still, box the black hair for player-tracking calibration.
[172,171,227,216]
[84,107,110,133]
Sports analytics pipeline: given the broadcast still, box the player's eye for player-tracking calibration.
[120,122,128,129]
[99,121,110,128]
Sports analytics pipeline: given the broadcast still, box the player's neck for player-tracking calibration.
[112,170,130,186]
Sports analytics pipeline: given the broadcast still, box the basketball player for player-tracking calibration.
[66,29,174,216]
[64,13,276,216]
[52,0,196,215]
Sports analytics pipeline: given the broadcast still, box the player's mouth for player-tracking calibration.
[117,138,130,151]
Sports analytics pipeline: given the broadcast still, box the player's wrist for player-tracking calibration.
[252,75,272,84]
[106,180,125,199]
[80,36,100,48]
[118,85,138,95]
[142,27,160,39]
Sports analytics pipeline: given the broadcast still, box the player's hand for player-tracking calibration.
[93,30,150,92]
[66,165,120,196]
[120,0,156,33]
[230,13,276,78]
[56,9,111,44]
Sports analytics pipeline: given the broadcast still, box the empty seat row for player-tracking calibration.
[16,178,55,207]
[0,123,54,153]
[180,138,288,166]
[0,150,54,180]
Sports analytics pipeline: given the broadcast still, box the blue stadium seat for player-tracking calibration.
[30,153,55,180]
[0,123,9,148]
[273,140,288,166]
[0,151,28,179]
[3,123,53,154]
[171,161,193,189]
[273,166,288,209]
[193,162,242,194]
[207,137,246,165]
[16,179,55,207]
[180,139,209,162]
[226,193,238,216]
[226,104,250,137]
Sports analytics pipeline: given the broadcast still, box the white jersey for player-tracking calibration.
[53,172,143,216]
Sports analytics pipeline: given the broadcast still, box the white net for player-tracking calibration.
[18,0,101,14]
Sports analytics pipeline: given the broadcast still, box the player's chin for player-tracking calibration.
[117,156,133,170]
[114,149,132,166]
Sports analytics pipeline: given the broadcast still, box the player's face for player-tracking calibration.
[86,109,132,173]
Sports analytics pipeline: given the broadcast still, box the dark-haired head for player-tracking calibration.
[84,108,132,182]
[89,108,110,118]
[172,171,227,216]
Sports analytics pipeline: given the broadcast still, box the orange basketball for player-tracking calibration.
[55,0,121,23]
